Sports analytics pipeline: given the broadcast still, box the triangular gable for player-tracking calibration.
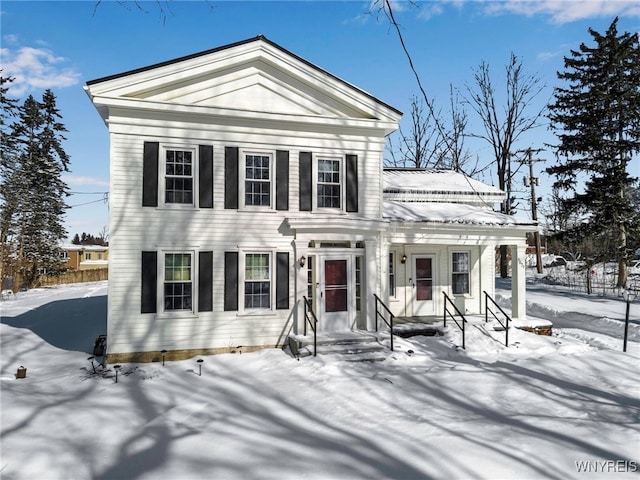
[85,35,402,124]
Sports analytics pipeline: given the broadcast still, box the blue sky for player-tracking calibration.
[1,0,638,239]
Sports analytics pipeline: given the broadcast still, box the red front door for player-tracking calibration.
[320,257,351,331]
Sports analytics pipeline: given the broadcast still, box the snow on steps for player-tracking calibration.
[287,331,391,361]
[287,316,511,360]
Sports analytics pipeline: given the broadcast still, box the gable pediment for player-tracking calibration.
[86,36,402,125]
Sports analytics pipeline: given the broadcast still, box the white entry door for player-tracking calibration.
[319,257,352,331]
[412,255,435,316]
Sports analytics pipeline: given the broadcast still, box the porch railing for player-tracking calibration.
[483,291,511,347]
[443,291,467,349]
[303,296,317,357]
[373,294,394,351]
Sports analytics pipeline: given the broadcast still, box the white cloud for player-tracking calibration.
[480,0,640,25]
[0,45,81,97]
[63,175,109,188]
[417,3,445,21]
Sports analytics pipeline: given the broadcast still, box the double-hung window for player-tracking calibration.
[317,158,341,209]
[164,148,194,205]
[244,152,272,208]
[164,253,193,311]
[452,252,470,295]
[244,253,271,309]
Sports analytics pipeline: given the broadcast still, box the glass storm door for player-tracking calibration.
[413,256,435,316]
[320,258,351,331]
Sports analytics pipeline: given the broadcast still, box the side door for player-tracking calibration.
[412,255,436,316]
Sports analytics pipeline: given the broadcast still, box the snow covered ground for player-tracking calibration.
[1,279,639,480]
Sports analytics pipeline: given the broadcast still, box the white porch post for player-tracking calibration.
[294,240,308,335]
[511,241,527,320]
[365,239,378,331]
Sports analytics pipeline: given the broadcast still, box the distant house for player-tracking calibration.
[85,36,535,363]
[60,245,109,271]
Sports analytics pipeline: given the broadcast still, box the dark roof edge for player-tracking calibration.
[85,35,403,116]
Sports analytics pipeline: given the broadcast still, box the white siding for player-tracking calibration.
[106,118,387,355]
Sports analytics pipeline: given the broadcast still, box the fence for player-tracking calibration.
[544,264,638,295]
[37,268,108,286]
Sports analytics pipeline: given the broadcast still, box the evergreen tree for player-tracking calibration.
[5,90,70,289]
[547,17,640,287]
[0,75,19,286]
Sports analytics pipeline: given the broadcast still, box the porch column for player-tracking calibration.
[294,240,308,335]
[511,241,527,320]
[365,239,378,331]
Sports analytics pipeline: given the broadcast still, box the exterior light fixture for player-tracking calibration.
[401,254,407,264]
[299,255,306,268]
[113,364,121,383]
[197,358,203,376]
[161,349,167,367]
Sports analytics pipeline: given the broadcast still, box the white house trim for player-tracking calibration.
[85,36,534,362]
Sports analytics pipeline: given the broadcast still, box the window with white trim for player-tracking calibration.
[244,253,271,309]
[164,148,194,205]
[243,151,273,208]
[163,252,193,311]
[452,252,470,295]
[316,158,342,209]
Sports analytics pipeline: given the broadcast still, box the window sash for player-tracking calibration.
[244,253,271,309]
[244,153,272,207]
[317,159,341,208]
[164,253,193,311]
[164,149,194,204]
[452,252,470,295]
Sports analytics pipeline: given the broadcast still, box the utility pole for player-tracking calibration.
[519,149,545,274]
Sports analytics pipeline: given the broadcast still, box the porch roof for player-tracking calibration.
[383,200,536,227]
[383,169,504,203]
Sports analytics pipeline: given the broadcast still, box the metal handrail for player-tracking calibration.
[442,291,467,349]
[373,294,394,351]
[303,296,317,357]
[483,291,511,347]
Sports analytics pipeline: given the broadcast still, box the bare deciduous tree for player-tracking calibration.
[465,54,546,276]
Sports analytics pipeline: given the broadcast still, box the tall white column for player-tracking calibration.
[293,240,308,335]
[365,239,378,331]
[511,242,527,320]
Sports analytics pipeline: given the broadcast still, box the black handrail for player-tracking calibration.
[442,291,467,349]
[303,296,317,357]
[483,291,511,347]
[373,294,394,351]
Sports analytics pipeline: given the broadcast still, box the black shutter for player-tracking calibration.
[198,251,213,312]
[224,252,239,311]
[141,251,157,313]
[225,146,239,209]
[199,145,213,208]
[142,142,159,207]
[276,252,289,310]
[346,154,358,213]
[276,150,289,211]
[299,151,312,211]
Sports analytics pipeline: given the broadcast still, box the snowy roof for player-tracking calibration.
[383,200,536,227]
[383,169,504,204]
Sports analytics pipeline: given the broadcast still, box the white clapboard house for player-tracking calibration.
[85,36,535,363]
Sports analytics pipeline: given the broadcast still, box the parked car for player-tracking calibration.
[629,260,640,277]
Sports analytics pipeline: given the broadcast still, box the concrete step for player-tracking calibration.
[287,331,390,360]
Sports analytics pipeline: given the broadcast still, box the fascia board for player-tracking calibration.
[286,216,389,233]
[91,96,399,134]
[85,40,402,126]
